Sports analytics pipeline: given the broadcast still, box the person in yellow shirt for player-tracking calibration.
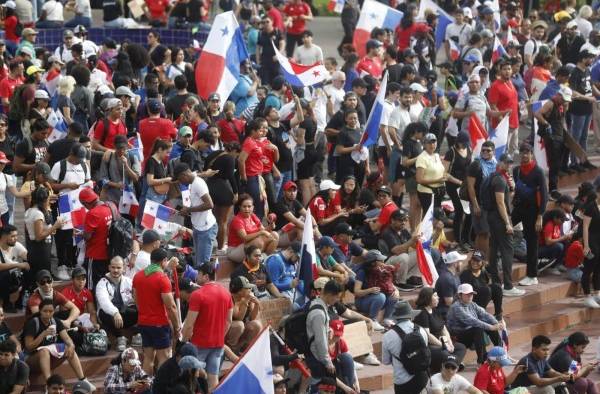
[431,208,458,252]
[19,162,56,209]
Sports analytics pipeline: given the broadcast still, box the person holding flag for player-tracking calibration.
[445,7,473,59]
[98,134,141,206]
[488,61,519,154]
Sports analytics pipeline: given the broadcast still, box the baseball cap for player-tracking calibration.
[36,269,52,283]
[176,342,199,358]
[318,236,337,249]
[319,179,340,191]
[377,185,392,195]
[330,319,344,337]
[74,25,87,34]
[71,266,86,279]
[464,53,480,63]
[472,250,485,261]
[230,275,254,293]
[468,74,481,83]
[142,229,160,244]
[444,354,460,368]
[273,374,290,386]
[559,85,572,102]
[178,355,206,371]
[363,250,387,264]
[122,347,141,366]
[457,283,477,294]
[0,151,10,164]
[48,55,64,65]
[208,92,220,101]
[566,20,578,29]
[3,1,15,9]
[178,126,193,137]
[114,134,128,150]
[34,89,50,100]
[366,39,383,50]
[34,162,52,179]
[146,98,161,113]
[409,82,428,93]
[72,380,94,394]
[499,153,514,164]
[79,187,98,204]
[22,27,37,36]
[63,30,75,38]
[531,20,548,30]
[19,46,34,58]
[335,222,355,236]
[115,85,136,98]
[519,142,533,153]
[444,251,468,264]
[462,7,473,17]
[283,180,297,191]
[487,346,511,366]
[480,5,494,14]
[424,133,437,142]
[403,48,417,58]
[105,98,122,110]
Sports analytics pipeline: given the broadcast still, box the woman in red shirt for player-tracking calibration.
[328,319,360,393]
[308,179,346,236]
[333,175,366,228]
[238,118,266,219]
[539,208,572,268]
[226,194,279,263]
[0,4,20,55]
[394,5,418,51]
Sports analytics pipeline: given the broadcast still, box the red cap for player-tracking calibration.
[283,181,298,191]
[0,151,10,164]
[330,319,344,337]
[414,23,432,33]
[79,187,98,204]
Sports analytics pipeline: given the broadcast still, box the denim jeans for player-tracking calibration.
[196,347,224,375]
[275,170,292,200]
[193,223,217,268]
[388,147,402,183]
[64,15,91,27]
[355,292,397,319]
[335,352,356,388]
[570,114,591,164]
[35,20,63,28]
[539,242,565,265]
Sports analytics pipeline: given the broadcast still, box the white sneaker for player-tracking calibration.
[353,361,364,370]
[584,296,600,309]
[116,336,127,352]
[547,268,562,276]
[55,265,70,281]
[519,277,538,286]
[383,319,395,328]
[503,287,526,297]
[362,352,381,366]
[80,378,96,392]
[131,333,143,347]
[371,321,385,331]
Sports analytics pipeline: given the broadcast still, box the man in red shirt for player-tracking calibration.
[265,0,284,31]
[27,270,80,328]
[369,186,398,233]
[145,0,169,25]
[283,0,312,56]
[357,39,384,79]
[91,98,127,151]
[60,266,100,330]
[132,248,180,375]
[139,98,177,161]
[79,187,113,290]
[488,61,519,154]
[0,60,23,111]
[182,262,232,391]
[474,346,525,394]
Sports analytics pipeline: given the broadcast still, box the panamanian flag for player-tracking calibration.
[47,109,68,143]
[141,200,178,235]
[58,183,93,230]
[273,43,328,87]
[119,184,139,217]
[416,195,439,286]
[128,133,144,163]
[180,184,191,207]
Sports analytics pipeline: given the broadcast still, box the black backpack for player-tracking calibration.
[392,324,431,375]
[283,303,326,355]
[105,201,135,259]
[479,172,502,212]
[57,158,90,184]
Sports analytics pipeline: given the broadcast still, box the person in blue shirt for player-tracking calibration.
[229,61,259,117]
[246,16,261,62]
[265,241,304,309]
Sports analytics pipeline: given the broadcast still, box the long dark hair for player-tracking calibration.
[30,187,52,225]
[402,121,428,145]
[551,331,589,356]
[400,5,416,29]
[176,369,200,393]
[339,175,360,208]
[415,287,435,309]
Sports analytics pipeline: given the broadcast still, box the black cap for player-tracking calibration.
[335,222,355,236]
[142,229,160,244]
[150,248,169,263]
[444,354,460,367]
[377,185,392,195]
[179,278,193,292]
[114,134,128,149]
[499,153,514,163]
[71,266,86,278]
[519,142,533,153]
[36,269,52,283]
[558,194,575,205]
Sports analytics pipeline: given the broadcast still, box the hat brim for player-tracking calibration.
[0,159,11,164]
[392,309,420,321]
[458,290,478,295]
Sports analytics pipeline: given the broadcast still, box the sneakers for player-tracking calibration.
[503,287,525,297]
[79,378,97,393]
[537,258,556,273]
[131,333,143,347]
[383,319,395,328]
[519,276,538,286]
[353,361,364,370]
[396,283,416,292]
[371,321,385,331]
[547,268,563,276]
[55,265,71,281]
[584,296,600,309]
[407,276,424,288]
[362,352,381,366]
[116,336,127,352]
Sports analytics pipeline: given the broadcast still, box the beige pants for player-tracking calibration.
[226,244,246,263]
[386,252,421,284]
[508,127,519,154]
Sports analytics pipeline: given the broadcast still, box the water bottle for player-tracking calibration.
[569,360,578,376]
[21,290,30,310]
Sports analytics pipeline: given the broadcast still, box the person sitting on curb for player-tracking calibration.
[474,346,527,394]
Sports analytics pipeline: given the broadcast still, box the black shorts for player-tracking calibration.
[138,325,172,349]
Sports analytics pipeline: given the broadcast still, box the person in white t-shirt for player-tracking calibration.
[49,143,90,281]
[173,163,217,268]
[128,230,161,278]
[0,224,29,312]
[292,30,324,66]
[430,355,482,394]
[524,20,547,69]
[445,8,473,60]
[324,71,346,119]
[37,0,64,28]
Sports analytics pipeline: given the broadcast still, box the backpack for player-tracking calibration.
[105,201,135,259]
[283,303,326,355]
[391,324,431,375]
[15,20,23,37]
[479,172,502,211]
[457,94,470,132]
[253,92,278,120]
[57,158,90,184]
[77,329,109,356]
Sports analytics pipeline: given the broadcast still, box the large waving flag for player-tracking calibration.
[531,100,549,171]
[141,200,178,235]
[213,327,273,394]
[360,72,388,147]
[58,183,93,230]
[195,11,248,107]
[488,114,509,159]
[492,36,508,63]
[298,209,317,298]
[417,0,454,50]
[47,109,68,143]
[272,43,328,87]
[42,73,61,97]
[328,0,344,13]
[469,113,488,156]
[119,184,139,218]
[353,0,403,57]
[416,196,438,286]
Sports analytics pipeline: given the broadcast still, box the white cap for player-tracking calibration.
[4,1,16,9]
[319,179,340,191]
[444,251,468,264]
[468,74,481,83]
[462,7,473,18]
[457,283,477,294]
[409,82,428,93]
[115,85,136,98]
[559,85,572,102]
[34,90,50,100]
[566,20,578,29]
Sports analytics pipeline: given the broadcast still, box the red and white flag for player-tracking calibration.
[469,113,488,156]
[119,184,139,218]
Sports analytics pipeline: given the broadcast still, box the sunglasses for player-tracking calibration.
[39,278,53,285]
[444,364,458,370]
[481,148,492,152]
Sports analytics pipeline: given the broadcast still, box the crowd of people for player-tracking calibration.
[0,0,599,393]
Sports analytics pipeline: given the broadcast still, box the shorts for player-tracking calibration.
[226,243,246,263]
[405,176,418,193]
[472,208,490,235]
[197,347,225,375]
[138,325,172,350]
[377,146,390,165]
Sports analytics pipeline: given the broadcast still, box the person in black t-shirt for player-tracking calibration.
[335,109,368,186]
[230,245,285,299]
[13,119,50,178]
[0,339,29,394]
[459,251,503,319]
[45,122,84,168]
[568,51,595,170]
[273,181,319,246]
[256,16,285,85]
